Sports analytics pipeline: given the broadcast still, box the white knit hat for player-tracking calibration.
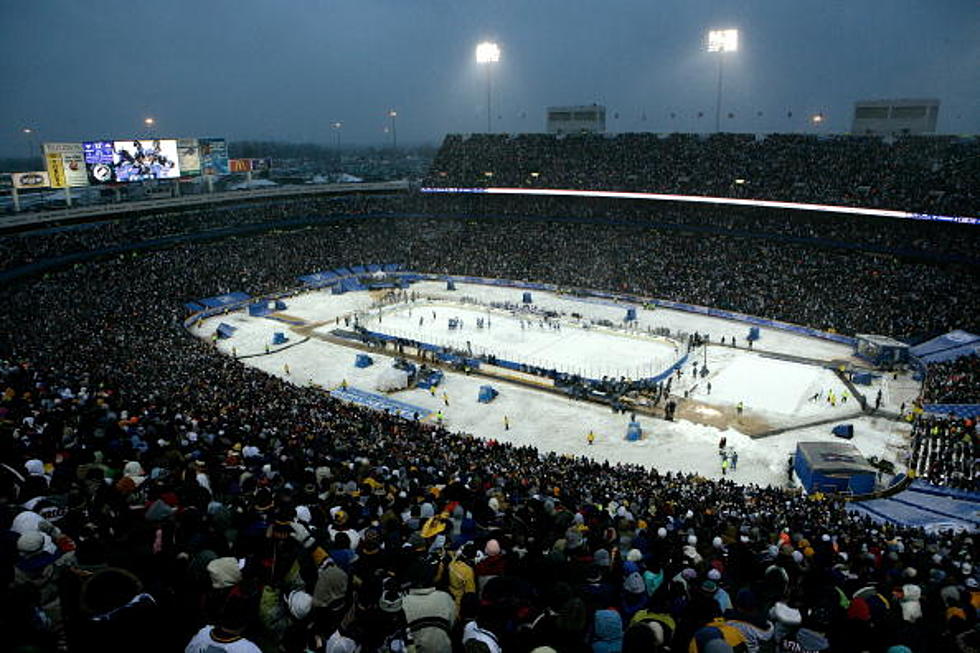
[287,590,313,620]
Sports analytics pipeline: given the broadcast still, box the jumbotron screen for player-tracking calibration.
[83,139,182,183]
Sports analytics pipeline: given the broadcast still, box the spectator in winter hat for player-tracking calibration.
[622,571,648,621]
[402,560,456,652]
[206,557,242,589]
[313,559,349,638]
[899,584,922,622]
[475,539,506,594]
[447,544,477,611]
[591,608,624,653]
[724,588,774,653]
[13,530,75,649]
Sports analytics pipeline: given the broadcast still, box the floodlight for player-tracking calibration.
[707,29,738,53]
[476,41,502,132]
[811,113,824,124]
[475,41,501,64]
[144,117,155,126]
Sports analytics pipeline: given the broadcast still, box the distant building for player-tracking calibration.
[546,104,606,135]
[851,99,939,135]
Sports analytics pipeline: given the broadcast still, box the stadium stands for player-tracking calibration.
[1,141,978,651]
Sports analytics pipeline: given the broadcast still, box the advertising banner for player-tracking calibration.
[45,152,66,188]
[43,142,89,188]
[112,139,181,182]
[83,140,116,184]
[199,138,229,176]
[177,138,201,176]
[229,158,252,173]
[11,171,50,189]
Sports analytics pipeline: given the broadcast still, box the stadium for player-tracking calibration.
[2,5,980,653]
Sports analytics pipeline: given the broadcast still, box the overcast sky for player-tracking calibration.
[1,0,977,155]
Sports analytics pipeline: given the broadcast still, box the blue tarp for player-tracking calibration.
[350,265,367,274]
[216,323,237,339]
[626,421,643,441]
[329,386,430,420]
[478,385,498,403]
[198,291,251,308]
[911,330,980,363]
[847,480,980,533]
[366,264,382,273]
[852,372,874,385]
[185,302,205,312]
[922,403,980,419]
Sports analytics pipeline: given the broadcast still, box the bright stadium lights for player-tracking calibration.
[21,127,38,159]
[811,113,824,124]
[475,41,501,64]
[144,117,155,126]
[476,41,501,133]
[707,28,738,133]
[331,121,343,148]
[707,28,738,53]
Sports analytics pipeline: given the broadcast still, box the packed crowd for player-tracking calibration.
[923,356,980,405]
[427,133,980,216]
[4,208,977,342]
[0,194,406,271]
[908,415,978,491]
[415,195,980,264]
[0,200,977,651]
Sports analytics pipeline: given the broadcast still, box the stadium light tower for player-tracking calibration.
[331,121,343,148]
[21,127,36,160]
[387,110,398,149]
[476,41,501,133]
[707,28,738,133]
[144,117,156,138]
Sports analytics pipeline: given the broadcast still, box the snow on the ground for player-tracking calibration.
[707,354,848,418]
[197,280,918,488]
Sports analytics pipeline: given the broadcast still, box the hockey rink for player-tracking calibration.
[197,280,917,488]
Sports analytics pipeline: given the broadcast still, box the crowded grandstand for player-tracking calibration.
[1,125,978,653]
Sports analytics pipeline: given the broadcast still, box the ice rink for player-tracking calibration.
[316,303,680,380]
[197,280,917,488]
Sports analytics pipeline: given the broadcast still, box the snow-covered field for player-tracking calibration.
[197,280,917,488]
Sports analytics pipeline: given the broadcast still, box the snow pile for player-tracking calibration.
[375,367,409,392]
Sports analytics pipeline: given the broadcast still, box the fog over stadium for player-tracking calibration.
[1,0,978,152]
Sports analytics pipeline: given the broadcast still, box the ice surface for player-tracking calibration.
[196,280,915,488]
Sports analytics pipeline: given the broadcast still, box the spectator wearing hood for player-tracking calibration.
[591,608,624,653]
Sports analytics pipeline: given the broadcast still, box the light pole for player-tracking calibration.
[331,121,343,149]
[144,117,156,139]
[707,29,738,133]
[21,127,36,161]
[475,41,501,133]
[387,110,397,149]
